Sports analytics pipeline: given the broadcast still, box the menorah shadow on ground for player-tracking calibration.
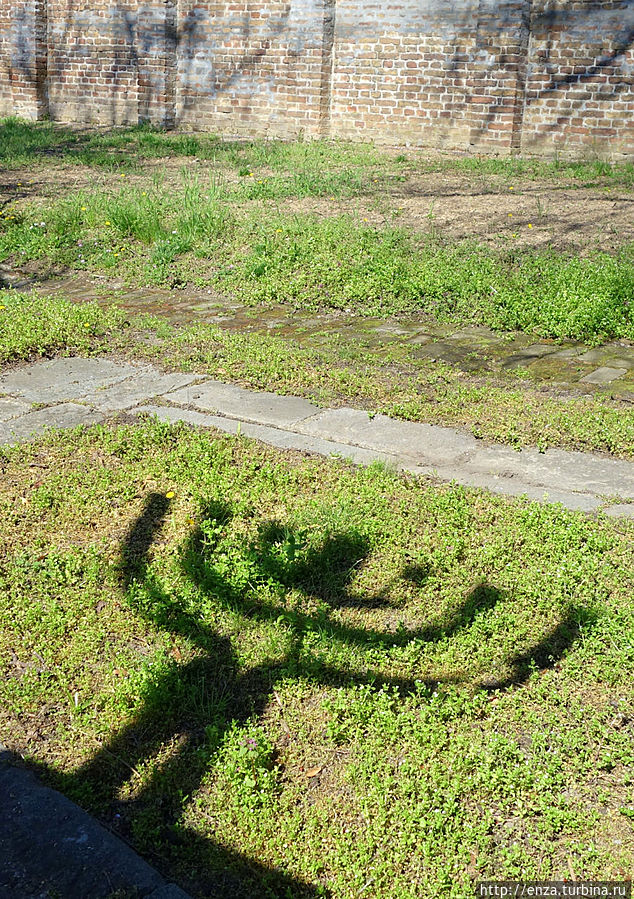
[45,491,586,898]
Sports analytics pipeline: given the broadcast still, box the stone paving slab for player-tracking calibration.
[79,370,198,412]
[0,747,191,899]
[502,345,559,369]
[0,404,103,445]
[133,404,634,515]
[164,380,320,428]
[0,357,633,517]
[0,358,140,403]
[580,366,628,385]
[132,405,400,468]
[0,397,31,421]
[461,444,634,501]
[604,504,634,519]
[295,409,476,466]
[578,348,634,369]
[416,465,605,513]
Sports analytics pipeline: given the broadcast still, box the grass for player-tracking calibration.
[0,117,385,173]
[417,152,634,189]
[2,182,634,342]
[1,420,633,897]
[3,118,634,189]
[1,292,633,458]
[2,119,633,898]
[0,291,126,360]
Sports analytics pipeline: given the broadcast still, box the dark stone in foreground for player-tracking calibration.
[0,747,191,899]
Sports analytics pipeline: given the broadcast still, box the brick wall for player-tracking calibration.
[0,0,48,119]
[0,0,632,157]
[521,0,634,156]
[175,0,332,135]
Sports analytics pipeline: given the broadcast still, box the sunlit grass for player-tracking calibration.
[0,422,632,897]
[2,182,633,341]
[2,292,633,458]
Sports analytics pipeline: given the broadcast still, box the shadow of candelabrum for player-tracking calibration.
[48,491,588,897]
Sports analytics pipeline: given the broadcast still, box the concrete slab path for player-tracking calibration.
[0,747,190,898]
[1,357,633,518]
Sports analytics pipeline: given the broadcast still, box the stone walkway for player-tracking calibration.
[0,746,190,898]
[3,269,634,397]
[1,356,633,517]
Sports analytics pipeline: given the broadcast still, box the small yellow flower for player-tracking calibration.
[187,517,195,526]
[166,490,175,499]
[120,173,126,177]
[508,213,512,217]
[0,305,6,310]
[527,223,533,229]
[509,186,514,190]
[275,228,282,233]
[81,206,87,211]
[83,323,91,328]
[105,220,111,225]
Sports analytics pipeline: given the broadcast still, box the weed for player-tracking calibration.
[2,182,633,341]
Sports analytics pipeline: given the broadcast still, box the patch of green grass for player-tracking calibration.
[0,292,126,363]
[0,117,139,171]
[215,216,634,341]
[421,152,634,189]
[2,183,634,341]
[0,117,81,165]
[0,422,633,897]
[232,168,378,200]
[1,292,633,458]
[0,118,384,175]
[4,118,634,191]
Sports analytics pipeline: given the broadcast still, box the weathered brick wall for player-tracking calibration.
[0,0,632,157]
[0,0,48,119]
[175,0,333,135]
[44,0,177,125]
[46,0,138,124]
[520,0,634,156]
[329,0,534,151]
[0,0,12,115]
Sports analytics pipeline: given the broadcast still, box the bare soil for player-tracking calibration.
[1,156,632,255]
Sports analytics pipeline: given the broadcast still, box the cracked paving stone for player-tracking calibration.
[78,371,198,412]
[0,358,141,404]
[0,397,31,421]
[0,404,103,445]
[164,380,319,428]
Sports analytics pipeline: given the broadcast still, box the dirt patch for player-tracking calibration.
[0,156,239,205]
[279,171,634,254]
[2,154,632,255]
[395,170,634,253]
